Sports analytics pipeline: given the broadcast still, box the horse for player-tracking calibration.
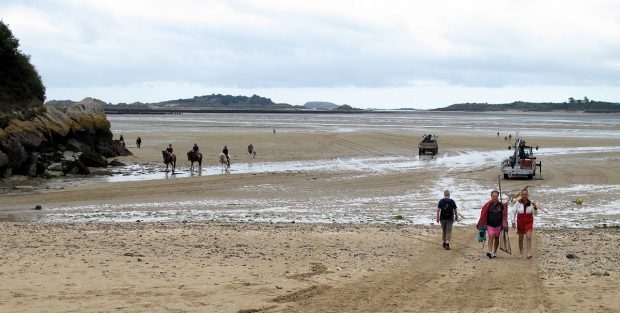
[218,152,230,172]
[187,150,202,171]
[162,150,176,173]
[247,144,256,158]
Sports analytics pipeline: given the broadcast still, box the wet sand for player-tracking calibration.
[1,118,620,312]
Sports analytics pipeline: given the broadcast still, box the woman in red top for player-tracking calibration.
[476,190,508,258]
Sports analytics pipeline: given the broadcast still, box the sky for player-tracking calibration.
[2,0,619,109]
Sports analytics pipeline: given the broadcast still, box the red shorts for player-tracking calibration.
[517,213,534,234]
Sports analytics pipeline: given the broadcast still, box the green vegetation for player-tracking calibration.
[0,21,46,118]
[434,98,620,113]
[157,93,287,108]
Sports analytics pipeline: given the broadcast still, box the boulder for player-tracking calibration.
[62,160,90,175]
[26,152,43,177]
[0,151,9,168]
[109,159,126,167]
[0,134,28,168]
[3,119,46,150]
[66,98,111,134]
[47,162,64,172]
[79,152,108,167]
[112,140,133,156]
[66,138,92,153]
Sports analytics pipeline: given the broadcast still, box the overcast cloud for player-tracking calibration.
[2,0,619,109]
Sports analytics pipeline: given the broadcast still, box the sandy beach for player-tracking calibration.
[1,112,620,312]
[1,223,618,312]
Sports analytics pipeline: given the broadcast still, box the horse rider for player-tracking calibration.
[166,144,174,157]
[248,144,256,158]
[192,143,199,157]
[223,145,230,165]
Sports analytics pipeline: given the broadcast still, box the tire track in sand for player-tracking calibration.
[272,232,549,312]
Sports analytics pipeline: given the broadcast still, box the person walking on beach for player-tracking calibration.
[436,190,458,250]
[136,136,142,149]
[476,190,508,258]
[273,127,276,135]
[511,189,538,259]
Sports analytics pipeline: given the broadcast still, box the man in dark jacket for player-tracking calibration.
[436,190,458,250]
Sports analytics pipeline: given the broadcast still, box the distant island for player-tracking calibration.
[432,98,620,113]
[47,94,364,113]
[304,101,339,110]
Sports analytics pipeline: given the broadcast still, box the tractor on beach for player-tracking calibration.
[501,137,542,179]
[418,134,438,157]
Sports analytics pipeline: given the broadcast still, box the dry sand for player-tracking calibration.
[1,223,618,312]
[1,128,620,312]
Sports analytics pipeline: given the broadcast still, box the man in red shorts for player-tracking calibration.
[511,189,538,259]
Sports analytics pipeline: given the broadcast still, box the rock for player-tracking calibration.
[26,152,42,177]
[62,151,79,161]
[66,138,92,153]
[13,185,35,190]
[591,271,609,276]
[108,159,125,167]
[110,140,132,156]
[47,162,64,172]
[123,252,144,257]
[0,135,28,168]
[3,119,46,149]
[0,97,123,178]
[62,160,90,175]
[79,152,108,167]
[0,151,9,168]
[566,253,579,259]
[2,167,12,177]
[97,145,116,158]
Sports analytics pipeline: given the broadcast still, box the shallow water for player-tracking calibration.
[109,111,620,138]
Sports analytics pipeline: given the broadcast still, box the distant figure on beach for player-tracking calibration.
[222,145,230,166]
[247,144,256,158]
[511,189,538,259]
[476,190,508,259]
[119,134,125,148]
[273,127,276,135]
[497,131,500,137]
[509,133,512,140]
[436,190,458,250]
[136,137,142,149]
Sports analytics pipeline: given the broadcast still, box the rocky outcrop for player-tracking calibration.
[0,97,132,178]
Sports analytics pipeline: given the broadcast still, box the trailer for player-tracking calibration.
[501,137,542,179]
